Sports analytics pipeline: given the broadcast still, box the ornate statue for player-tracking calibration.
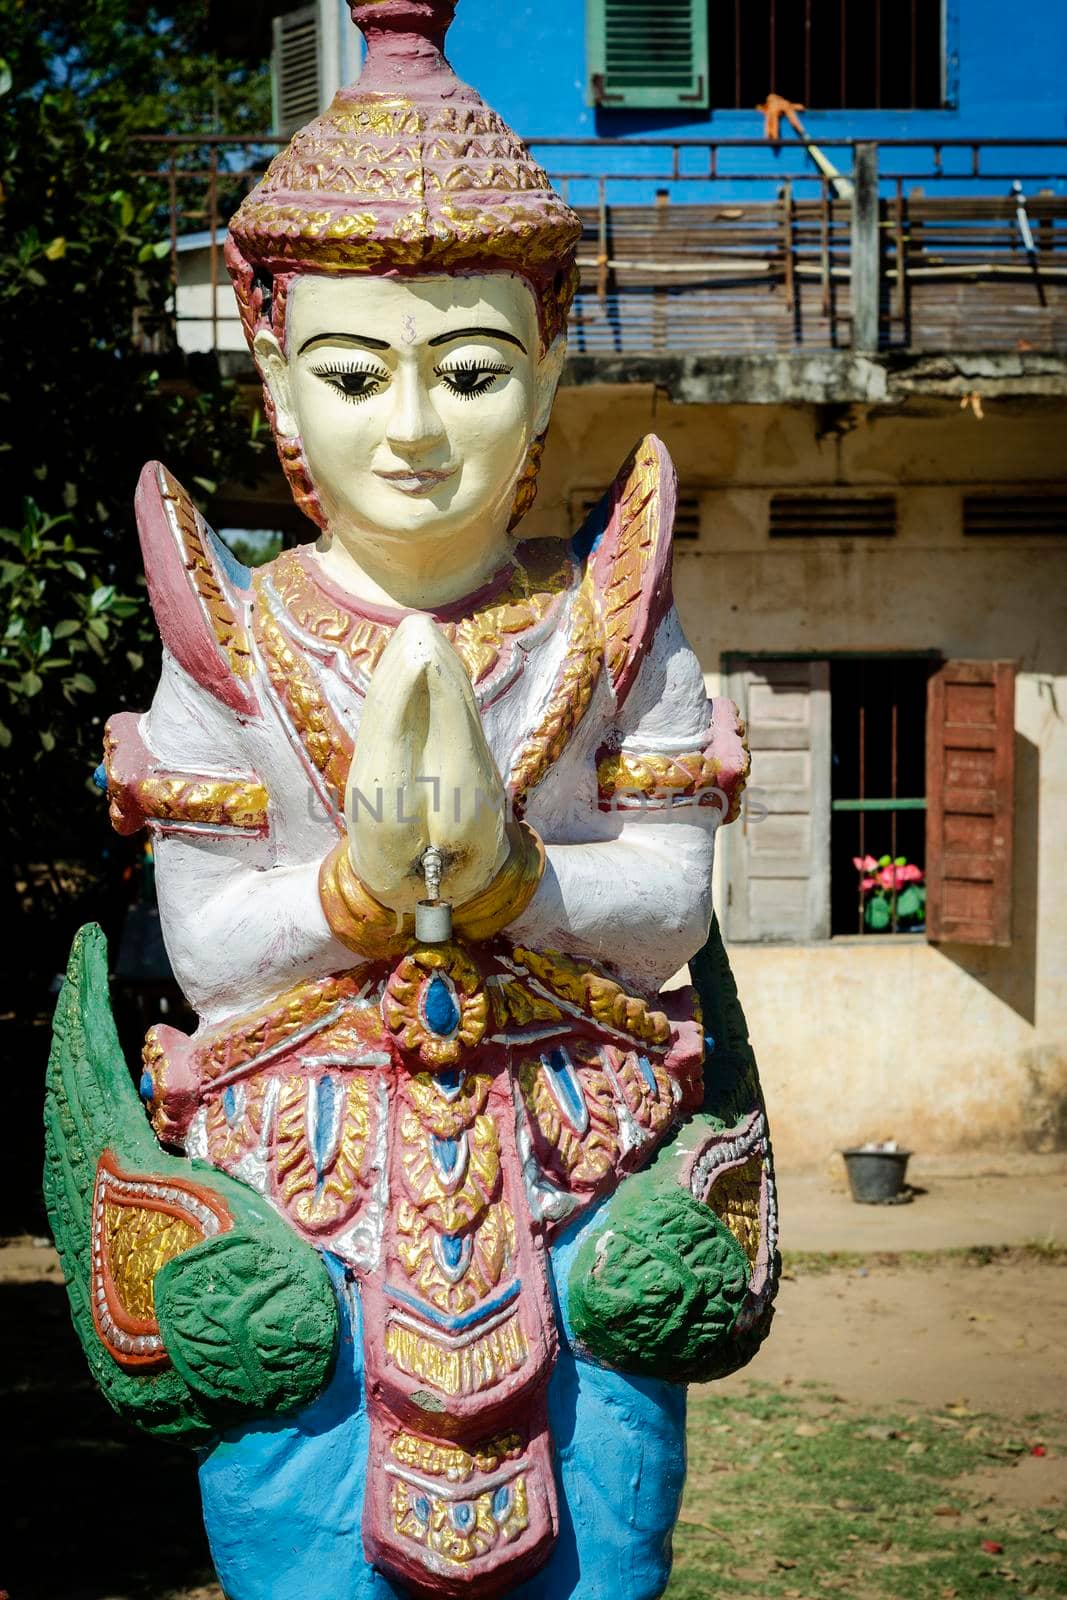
[44,4,778,1597]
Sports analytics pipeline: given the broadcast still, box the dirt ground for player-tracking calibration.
[728,1251,1067,1417]
[3,1236,1064,1600]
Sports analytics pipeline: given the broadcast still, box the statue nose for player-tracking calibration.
[386,368,445,451]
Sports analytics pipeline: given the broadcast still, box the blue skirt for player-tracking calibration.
[199,1206,687,1600]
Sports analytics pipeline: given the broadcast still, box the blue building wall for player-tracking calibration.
[446,0,1067,201]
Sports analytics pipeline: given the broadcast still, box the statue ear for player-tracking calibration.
[253,329,299,437]
[533,335,566,436]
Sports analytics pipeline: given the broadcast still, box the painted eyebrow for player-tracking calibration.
[297,332,390,355]
[428,326,527,354]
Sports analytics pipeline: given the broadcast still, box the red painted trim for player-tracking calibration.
[90,1149,233,1372]
[135,460,258,717]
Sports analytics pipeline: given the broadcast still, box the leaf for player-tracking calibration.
[193,476,218,496]
[64,560,86,579]
[86,617,109,640]
[896,885,922,919]
[0,57,12,98]
[39,729,56,752]
[35,625,53,656]
[25,267,47,288]
[21,670,42,697]
[125,650,144,672]
[69,672,96,694]
[44,236,67,261]
[89,584,115,613]
[53,619,80,639]
[865,894,891,931]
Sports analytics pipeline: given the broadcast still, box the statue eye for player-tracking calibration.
[435,361,511,400]
[311,363,388,403]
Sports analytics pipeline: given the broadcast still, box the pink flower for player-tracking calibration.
[860,876,876,890]
[853,855,878,873]
[875,863,925,890]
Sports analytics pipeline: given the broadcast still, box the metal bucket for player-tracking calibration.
[842,1148,912,1204]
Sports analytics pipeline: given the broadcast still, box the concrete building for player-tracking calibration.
[157,1,1067,1166]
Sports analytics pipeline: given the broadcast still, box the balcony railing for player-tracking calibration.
[134,135,1067,360]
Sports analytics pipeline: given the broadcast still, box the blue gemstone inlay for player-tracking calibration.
[138,1070,154,1103]
[431,1135,461,1182]
[439,1233,465,1271]
[413,1496,430,1525]
[223,1084,237,1124]
[92,762,108,793]
[434,1068,466,1102]
[424,974,460,1037]
[705,1032,716,1055]
[543,1046,589,1135]
[451,1503,475,1531]
[311,1074,337,1174]
[492,1485,512,1521]
[637,1054,659,1099]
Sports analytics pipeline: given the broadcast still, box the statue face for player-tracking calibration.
[255,273,564,557]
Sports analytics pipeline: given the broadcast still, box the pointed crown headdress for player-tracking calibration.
[227,0,582,355]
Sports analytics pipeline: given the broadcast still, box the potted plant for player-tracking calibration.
[853,855,926,932]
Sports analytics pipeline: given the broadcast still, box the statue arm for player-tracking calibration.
[508,819,715,993]
[509,605,744,992]
[131,649,364,1021]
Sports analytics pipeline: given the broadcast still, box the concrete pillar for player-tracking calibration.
[850,142,881,354]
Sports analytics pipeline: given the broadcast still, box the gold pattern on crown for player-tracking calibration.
[229,101,581,288]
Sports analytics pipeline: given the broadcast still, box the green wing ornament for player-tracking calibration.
[568,915,780,1382]
[43,923,339,1443]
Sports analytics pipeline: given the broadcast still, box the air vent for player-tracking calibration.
[272,6,320,139]
[769,494,897,538]
[572,490,700,540]
[963,493,1067,538]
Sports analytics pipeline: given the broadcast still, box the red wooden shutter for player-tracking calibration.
[925,661,1015,945]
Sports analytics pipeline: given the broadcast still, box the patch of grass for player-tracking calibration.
[666,1382,1066,1599]
[781,1241,1067,1277]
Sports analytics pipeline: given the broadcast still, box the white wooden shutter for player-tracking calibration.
[723,659,831,943]
[272,6,321,138]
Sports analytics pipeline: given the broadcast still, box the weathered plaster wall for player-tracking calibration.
[531,388,1067,1167]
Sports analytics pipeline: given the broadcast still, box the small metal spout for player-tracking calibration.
[415,844,452,943]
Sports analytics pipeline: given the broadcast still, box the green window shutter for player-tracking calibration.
[587,0,708,109]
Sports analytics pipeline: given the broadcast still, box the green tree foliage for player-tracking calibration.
[0,2,272,991]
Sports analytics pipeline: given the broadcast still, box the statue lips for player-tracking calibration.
[374,466,456,496]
